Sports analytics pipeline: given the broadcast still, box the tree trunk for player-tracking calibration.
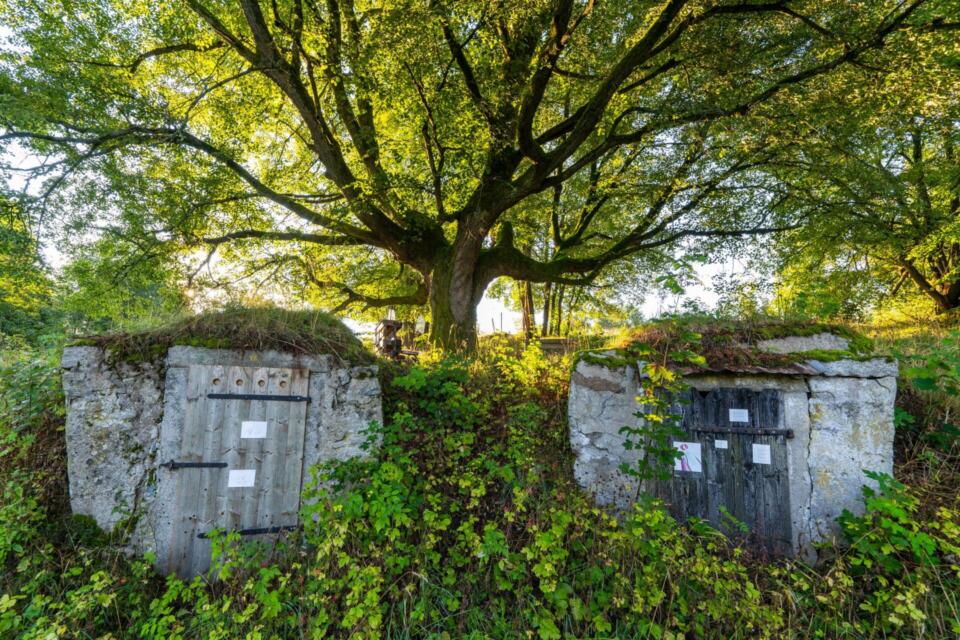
[933,286,960,314]
[541,282,552,337]
[554,284,565,335]
[564,289,580,335]
[427,249,480,351]
[520,280,535,342]
[901,259,960,314]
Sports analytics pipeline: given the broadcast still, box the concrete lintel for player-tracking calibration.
[165,346,341,372]
[757,332,849,354]
[685,374,809,393]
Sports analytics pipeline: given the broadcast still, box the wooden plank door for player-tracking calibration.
[166,365,309,577]
[657,388,793,556]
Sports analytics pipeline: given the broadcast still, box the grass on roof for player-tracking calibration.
[72,306,375,365]
[592,316,875,371]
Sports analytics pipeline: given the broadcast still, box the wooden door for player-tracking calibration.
[656,388,793,556]
[165,365,310,577]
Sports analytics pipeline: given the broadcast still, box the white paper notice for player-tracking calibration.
[729,408,749,423]
[715,439,728,450]
[228,469,256,488]
[241,420,268,439]
[752,444,771,465]
[673,441,702,473]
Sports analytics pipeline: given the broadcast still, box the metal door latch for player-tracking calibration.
[160,460,228,470]
[207,393,311,402]
[197,524,301,539]
[692,427,794,439]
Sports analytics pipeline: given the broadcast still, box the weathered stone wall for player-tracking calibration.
[803,359,897,554]
[567,351,897,561]
[756,332,850,354]
[568,358,644,508]
[61,347,164,538]
[61,345,382,560]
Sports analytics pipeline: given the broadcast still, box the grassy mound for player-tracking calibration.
[71,306,375,365]
[589,316,877,371]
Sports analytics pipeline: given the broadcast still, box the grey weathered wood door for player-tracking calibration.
[656,387,793,556]
[165,364,309,577]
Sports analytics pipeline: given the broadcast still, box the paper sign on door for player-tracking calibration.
[228,469,256,488]
[241,420,268,439]
[673,442,702,473]
[752,444,771,465]
[715,439,728,450]
[729,408,749,423]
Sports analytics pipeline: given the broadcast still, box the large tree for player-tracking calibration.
[0,0,950,347]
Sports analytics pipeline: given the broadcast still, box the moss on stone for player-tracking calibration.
[798,349,886,363]
[575,350,637,370]
[69,306,375,366]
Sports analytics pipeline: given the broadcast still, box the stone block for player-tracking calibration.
[756,332,850,354]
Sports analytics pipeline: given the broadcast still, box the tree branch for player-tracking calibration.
[516,0,582,162]
[198,229,367,247]
[300,259,429,312]
[437,10,492,123]
[75,41,228,73]
[2,125,381,244]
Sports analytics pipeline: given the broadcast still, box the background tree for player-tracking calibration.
[57,237,188,333]
[1,0,951,348]
[779,119,960,314]
[769,21,960,317]
[0,193,53,341]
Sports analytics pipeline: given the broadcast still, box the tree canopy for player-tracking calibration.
[2,0,958,347]
[0,193,52,339]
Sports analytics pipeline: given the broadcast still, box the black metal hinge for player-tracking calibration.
[692,427,795,439]
[197,524,301,539]
[160,460,228,470]
[207,393,311,402]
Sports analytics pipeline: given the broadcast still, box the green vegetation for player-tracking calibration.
[0,195,54,342]
[57,237,187,335]
[0,0,958,637]
[70,306,374,366]
[1,336,958,639]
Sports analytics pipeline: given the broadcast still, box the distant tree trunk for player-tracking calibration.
[542,282,552,337]
[555,284,566,335]
[521,280,536,341]
[564,289,579,335]
[520,287,531,341]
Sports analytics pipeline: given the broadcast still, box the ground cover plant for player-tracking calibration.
[0,325,958,639]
